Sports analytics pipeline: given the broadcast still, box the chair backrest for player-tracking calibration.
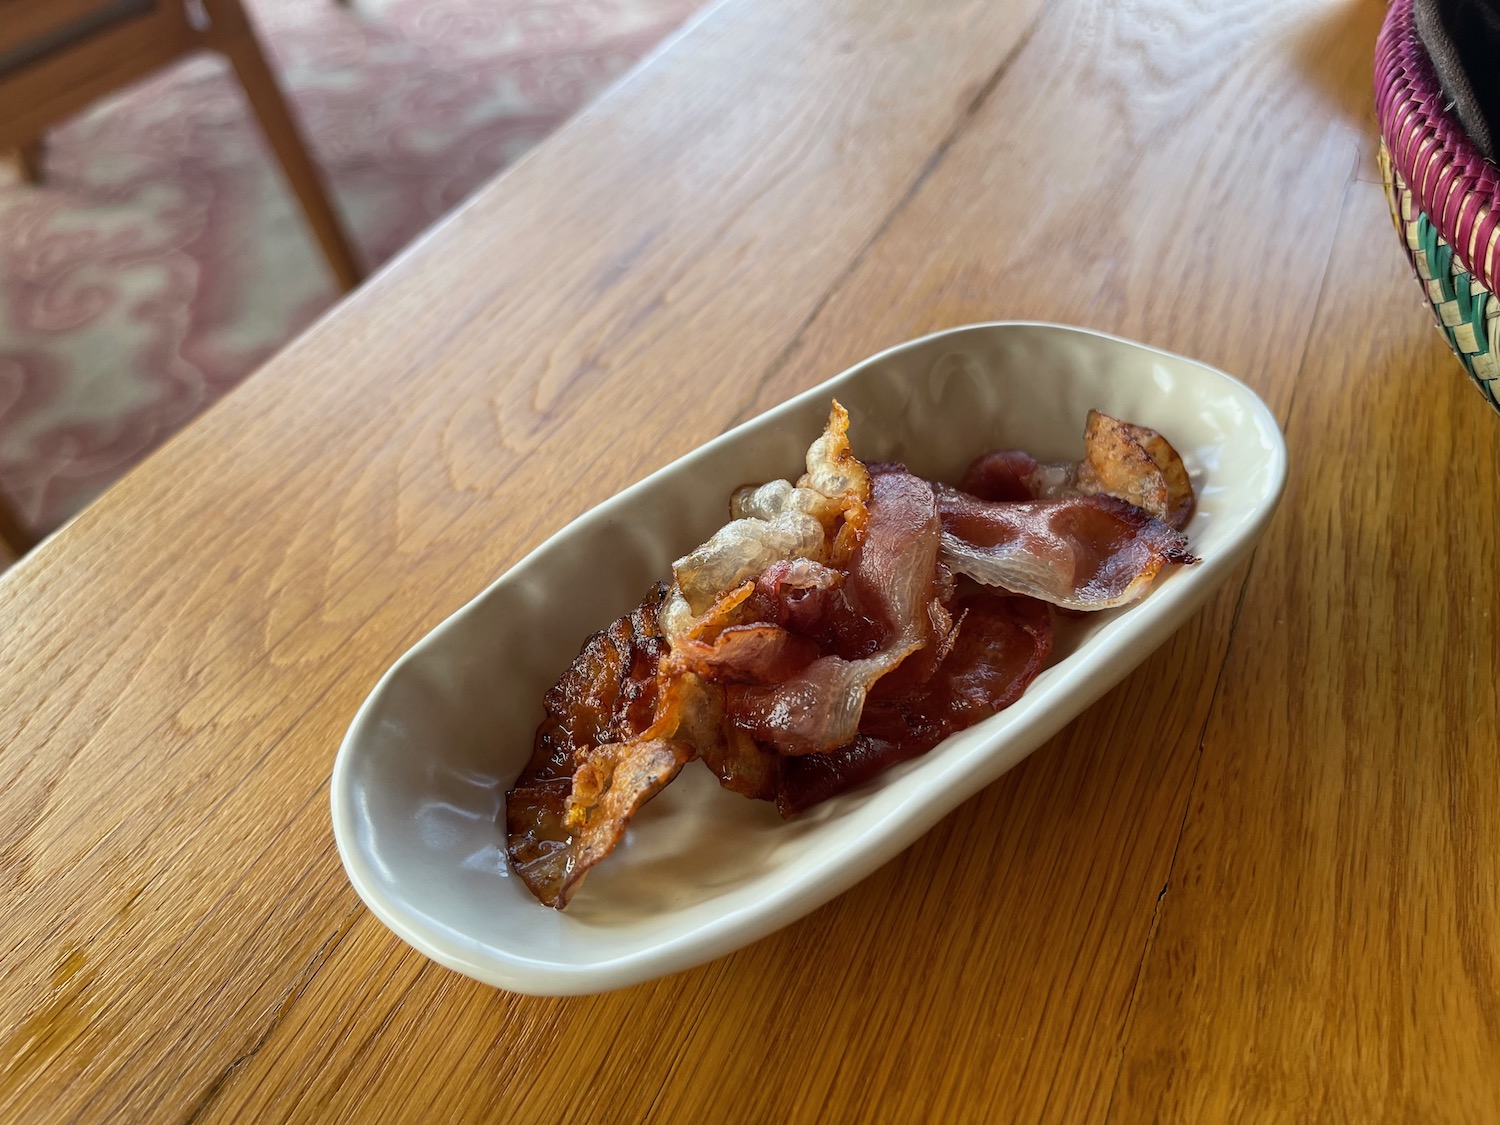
[0,1,157,69]
[0,0,197,147]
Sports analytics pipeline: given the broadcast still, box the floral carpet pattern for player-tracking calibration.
[0,0,698,536]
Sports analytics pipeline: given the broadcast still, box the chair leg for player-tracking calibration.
[0,492,37,557]
[15,139,44,185]
[201,0,364,292]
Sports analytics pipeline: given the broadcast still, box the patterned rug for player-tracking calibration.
[0,0,698,538]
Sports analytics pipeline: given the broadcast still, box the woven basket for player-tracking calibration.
[1375,0,1500,410]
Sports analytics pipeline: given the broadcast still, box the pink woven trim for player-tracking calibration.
[1375,0,1500,290]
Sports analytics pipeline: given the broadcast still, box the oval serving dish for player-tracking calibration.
[331,322,1287,996]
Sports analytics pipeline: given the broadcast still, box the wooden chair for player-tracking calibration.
[0,0,364,556]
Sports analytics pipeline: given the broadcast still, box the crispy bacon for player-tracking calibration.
[937,485,1196,611]
[960,410,1195,529]
[563,737,694,886]
[524,585,669,781]
[505,401,1198,909]
[505,584,691,908]
[777,589,1052,815]
[660,403,871,641]
[725,470,943,755]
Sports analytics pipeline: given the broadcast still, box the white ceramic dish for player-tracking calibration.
[331,323,1286,995]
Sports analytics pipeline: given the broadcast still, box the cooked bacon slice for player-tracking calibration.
[742,558,844,634]
[936,485,1196,611]
[504,736,695,910]
[960,410,1195,530]
[700,725,780,800]
[504,778,573,903]
[661,620,781,807]
[661,561,836,799]
[524,585,669,779]
[669,511,828,618]
[777,590,1052,815]
[505,584,687,909]
[558,737,694,900]
[958,449,1044,503]
[672,624,822,683]
[726,470,942,754]
[661,403,871,642]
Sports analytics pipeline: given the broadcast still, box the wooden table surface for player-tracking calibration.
[5,0,1499,1120]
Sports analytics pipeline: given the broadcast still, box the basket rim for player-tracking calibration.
[1375,0,1500,292]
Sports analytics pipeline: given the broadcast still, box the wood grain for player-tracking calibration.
[1111,179,1500,1124]
[0,0,1055,1118]
[3,0,1493,1120]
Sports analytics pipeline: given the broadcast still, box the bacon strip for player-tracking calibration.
[777,590,1053,815]
[563,737,694,892]
[505,585,691,909]
[699,724,780,801]
[672,624,821,683]
[937,486,1196,611]
[661,403,871,641]
[725,470,942,755]
[960,410,1195,530]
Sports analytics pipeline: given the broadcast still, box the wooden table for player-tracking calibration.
[5,0,1498,1119]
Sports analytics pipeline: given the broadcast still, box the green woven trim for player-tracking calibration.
[1452,273,1488,353]
[1412,210,1499,407]
[1418,213,1455,293]
[1382,140,1500,411]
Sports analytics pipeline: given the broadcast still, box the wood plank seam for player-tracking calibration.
[178,903,365,1125]
[1099,161,1365,1122]
[726,0,1063,428]
[1098,557,1259,1123]
[95,781,356,1107]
